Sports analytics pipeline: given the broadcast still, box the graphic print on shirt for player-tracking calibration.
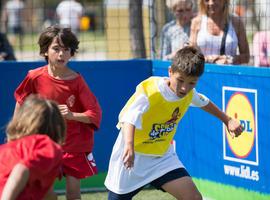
[149,107,180,140]
[66,95,75,107]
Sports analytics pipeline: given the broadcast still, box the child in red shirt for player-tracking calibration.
[14,25,102,199]
[0,95,66,200]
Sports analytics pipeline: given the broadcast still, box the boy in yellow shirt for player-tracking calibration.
[105,46,243,200]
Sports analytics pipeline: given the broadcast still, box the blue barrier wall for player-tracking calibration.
[1,60,269,195]
[0,60,152,172]
[153,61,270,194]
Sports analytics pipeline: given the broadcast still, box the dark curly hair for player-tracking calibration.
[38,25,79,61]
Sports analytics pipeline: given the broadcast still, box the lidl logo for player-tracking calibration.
[223,87,258,166]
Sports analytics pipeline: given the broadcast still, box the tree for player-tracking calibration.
[129,0,146,58]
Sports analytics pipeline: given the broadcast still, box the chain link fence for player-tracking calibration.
[0,0,269,65]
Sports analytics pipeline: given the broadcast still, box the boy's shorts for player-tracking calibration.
[150,167,190,191]
[62,152,98,179]
[108,168,190,199]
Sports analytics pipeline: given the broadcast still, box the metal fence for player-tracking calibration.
[1,0,269,65]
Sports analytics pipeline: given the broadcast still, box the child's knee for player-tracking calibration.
[193,192,203,200]
[66,192,81,200]
[65,175,81,199]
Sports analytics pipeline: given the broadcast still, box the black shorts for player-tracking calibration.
[107,168,190,200]
[150,167,190,191]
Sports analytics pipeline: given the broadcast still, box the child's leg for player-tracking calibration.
[162,176,202,200]
[108,187,143,200]
[62,152,97,200]
[44,186,58,200]
[151,168,202,200]
[66,175,81,200]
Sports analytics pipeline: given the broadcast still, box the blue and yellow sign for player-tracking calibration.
[223,87,258,166]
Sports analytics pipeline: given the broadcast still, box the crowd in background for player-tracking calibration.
[160,0,269,67]
[0,0,85,61]
[0,0,269,67]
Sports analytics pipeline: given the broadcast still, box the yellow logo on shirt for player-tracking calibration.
[148,107,180,140]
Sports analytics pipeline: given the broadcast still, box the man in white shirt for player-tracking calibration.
[56,0,84,34]
[255,0,270,31]
[2,0,25,50]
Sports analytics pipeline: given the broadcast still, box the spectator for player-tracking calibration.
[2,0,25,51]
[253,31,270,67]
[189,0,250,65]
[160,0,194,60]
[254,0,270,31]
[0,32,16,61]
[56,0,84,35]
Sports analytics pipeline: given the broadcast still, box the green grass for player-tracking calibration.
[194,178,270,200]
[56,173,175,199]
[78,31,106,52]
[54,172,107,190]
[57,189,175,200]
[54,174,270,200]
[10,31,106,52]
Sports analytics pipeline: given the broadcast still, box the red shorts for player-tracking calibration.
[62,152,98,179]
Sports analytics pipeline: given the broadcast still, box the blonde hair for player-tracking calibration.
[198,0,230,23]
[6,95,66,144]
[166,0,193,11]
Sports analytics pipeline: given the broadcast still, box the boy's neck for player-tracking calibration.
[47,65,76,80]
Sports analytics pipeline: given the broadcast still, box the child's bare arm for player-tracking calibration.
[201,101,243,138]
[58,104,91,124]
[122,122,135,169]
[1,163,29,200]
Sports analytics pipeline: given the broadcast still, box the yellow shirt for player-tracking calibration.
[118,77,193,156]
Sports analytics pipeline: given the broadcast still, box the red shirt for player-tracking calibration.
[14,66,102,152]
[0,135,62,200]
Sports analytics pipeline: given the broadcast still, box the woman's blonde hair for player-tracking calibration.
[166,0,193,11]
[198,0,230,23]
[6,95,66,144]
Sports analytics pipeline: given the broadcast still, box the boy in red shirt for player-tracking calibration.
[14,25,102,199]
[0,95,66,200]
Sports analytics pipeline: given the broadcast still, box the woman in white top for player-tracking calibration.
[189,0,250,65]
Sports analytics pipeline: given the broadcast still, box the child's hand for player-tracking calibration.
[122,144,134,170]
[227,118,243,138]
[0,52,7,61]
[206,55,219,63]
[58,104,73,120]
